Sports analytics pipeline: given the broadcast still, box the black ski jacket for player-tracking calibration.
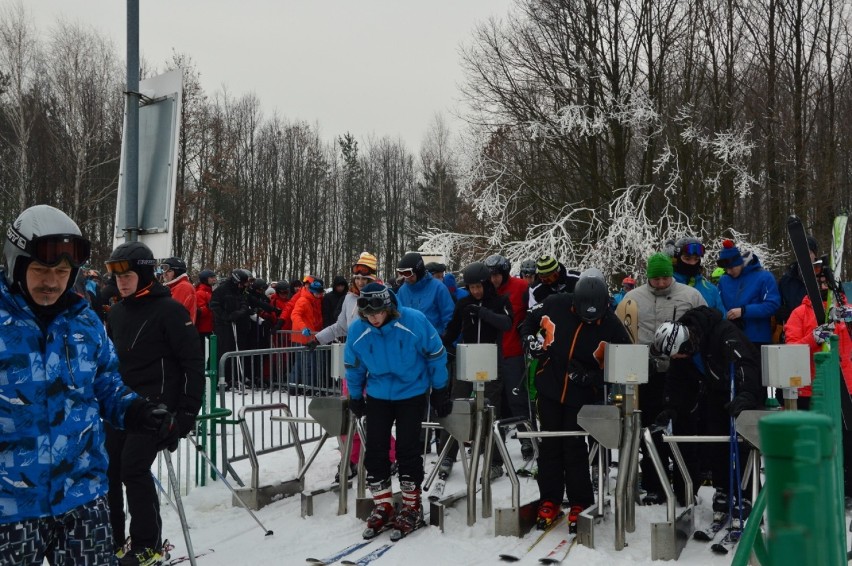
[441,286,512,352]
[521,293,631,407]
[107,282,204,416]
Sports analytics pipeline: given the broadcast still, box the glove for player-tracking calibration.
[274,307,283,316]
[655,409,676,428]
[829,305,852,323]
[465,304,482,320]
[566,361,592,386]
[725,392,757,417]
[523,334,545,358]
[813,322,836,345]
[349,397,366,418]
[430,386,453,418]
[305,338,319,351]
[176,411,197,438]
[301,327,312,337]
[131,401,179,451]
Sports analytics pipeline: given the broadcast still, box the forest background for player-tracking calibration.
[1,0,851,285]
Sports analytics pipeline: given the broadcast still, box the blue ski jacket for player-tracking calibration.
[0,271,138,524]
[345,307,448,401]
[718,254,781,344]
[673,272,725,315]
[395,273,455,335]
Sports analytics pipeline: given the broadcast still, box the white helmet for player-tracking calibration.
[653,321,692,357]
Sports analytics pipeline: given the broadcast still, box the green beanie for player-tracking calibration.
[646,252,674,279]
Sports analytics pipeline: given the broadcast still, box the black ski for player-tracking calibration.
[165,549,214,565]
[711,527,742,554]
[693,513,729,542]
[787,214,852,426]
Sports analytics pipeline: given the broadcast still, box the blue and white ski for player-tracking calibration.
[340,543,393,566]
[693,513,729,542]
[711,528,742,554]
[306,540,372,565]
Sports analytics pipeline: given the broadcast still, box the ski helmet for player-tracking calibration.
[674,237,705,258]
[198,269,216,285]
[160,256,188,276]
[653,321,693,357]
[519,259,537,276]
[461,262,491,288]
[231,268,253,285]
[425,262,447,274]
[105,241,157,289]
[484,254,511,277]
[573,269,609,323]
[274,280,290,293]
[622,276,637,288]
[251,278,268,292]
[397,252,425,280]
[4,204,91,290]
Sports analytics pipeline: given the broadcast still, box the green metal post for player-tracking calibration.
[207,334,218,481]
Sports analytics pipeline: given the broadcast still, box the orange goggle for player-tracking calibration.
[352,264,375,276]
[104,258,157,275]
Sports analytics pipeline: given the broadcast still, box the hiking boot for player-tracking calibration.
[520,438,535,461]
[536,500,562,530]
[119,547,164,566]
[438,457,454,480]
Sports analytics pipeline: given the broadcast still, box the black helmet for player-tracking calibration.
[106,241,158,288]
[484,254,511,276]
[160,256,187,276]
[397,252,425,280]
[425,262,446,274]
[274,280,289,293]
[519,259,537,276]
[5,205,91,290]
[231,268,252,285]
[198,269,216,284]
[461,262,490,288]
[251,278,268,292]
[573,269,609,323]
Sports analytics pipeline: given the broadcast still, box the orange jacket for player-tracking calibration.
[291,292,324,344]
[784,295,852,396]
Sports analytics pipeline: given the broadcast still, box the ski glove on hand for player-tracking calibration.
[175,411,197,438]
[813,322,836,345]
[301,327,312,337]
[726,392,757,417]
[430,387,453,419]
[829,305,852,323]
[349,397,366,419]
[128,400,179,452]
[654,409,677,428]
[523,334,545,358]
[305,338,319,351]
[465,304,482,320]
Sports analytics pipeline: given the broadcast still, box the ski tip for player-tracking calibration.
[498,555,521,562]
[711,544,729,555]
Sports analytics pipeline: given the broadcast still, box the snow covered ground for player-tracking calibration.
[151,397,764,566]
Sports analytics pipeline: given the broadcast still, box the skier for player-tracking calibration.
[611,276,636,309]
[160,256,197,323]
[345,283,451,539]
[395,252,454,335]
[653,306,762,522]
[776,235,820,337]
[105,241,205,566]
[439,262,513,480]
[521,269,631,531]
[668,237,725,314]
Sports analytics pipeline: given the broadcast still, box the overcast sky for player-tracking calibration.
[26,0,514,152]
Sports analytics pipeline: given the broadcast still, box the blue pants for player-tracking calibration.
[0,496,116,565]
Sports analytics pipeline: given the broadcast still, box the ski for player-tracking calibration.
[340,543,393,566]
[788,214,852,426]
[428,477,446,501]
[711,527,742,554]
[164,549,214,565]
[498,514,567,562]
[693,513,729,542]
[306,540,372,565]
[538,536,576,564]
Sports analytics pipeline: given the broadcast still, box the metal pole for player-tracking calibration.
[125,0,139,242]
[163,450,197,566]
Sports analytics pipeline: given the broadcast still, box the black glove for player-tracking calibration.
[654,409,677,428]
[725,392,756,417]
[567,361,591,386]
[430,386,453,419]
[465,304,482,320]
[523,334,545,358]
[349,397,366,419]
[176,411,197,438]
[129,400,179,451]
[305,337,319,351]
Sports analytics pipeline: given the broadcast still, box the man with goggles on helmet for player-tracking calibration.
[652,306,761,515]
[0,205,179,565]
[344,282,450,540]
[667,237,725,315]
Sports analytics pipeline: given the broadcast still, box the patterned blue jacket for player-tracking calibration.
[345,307,448,401]
[0,272,137,524]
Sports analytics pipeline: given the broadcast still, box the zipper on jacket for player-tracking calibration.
[63,334,78,388]
[131,319,149,349]
[561,324,584,403]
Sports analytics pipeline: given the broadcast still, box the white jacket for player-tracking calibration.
[623,281,707,345]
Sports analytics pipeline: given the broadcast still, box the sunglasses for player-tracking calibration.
[396,268,414,277]
[357,296,388,310]
[352,264,374,276]
[104,258,157,275]
[681,242,705,257]
[7,227,91,268]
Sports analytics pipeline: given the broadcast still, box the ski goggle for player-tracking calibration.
[104,258,157,275]
[352,264,375,276]
[396,268,415,278]
[357,296,388,311]
[680,242,705,257]
[353,274,375,282]
[7,227,91,268]
[813,260,825,275]
[159,263,175,272]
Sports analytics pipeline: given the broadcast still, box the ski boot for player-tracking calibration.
[115,536,132,561]
[731,497,752,529]
[567,505,585,534]
[535,500,563,530]
[641,491,664,505]
[119,546,164,566]
[391,482,425,541]
[363,479,395,539]
[711,489,729,523]
[520,438,535,461]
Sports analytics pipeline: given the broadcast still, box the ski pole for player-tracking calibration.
[186,434,274,537]
[729,361,744,531]
[163,448,197,566]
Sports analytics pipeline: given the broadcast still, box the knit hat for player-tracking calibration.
[646,252,674,279]
[807,236,819,255]
[716,239,744,268]
[536,255,558,275]
[308,278,325,293]
[353,251,378,274]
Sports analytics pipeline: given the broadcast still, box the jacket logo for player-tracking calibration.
[72,333,85,342]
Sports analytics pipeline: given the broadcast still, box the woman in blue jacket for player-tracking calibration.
[345,283,450,539]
